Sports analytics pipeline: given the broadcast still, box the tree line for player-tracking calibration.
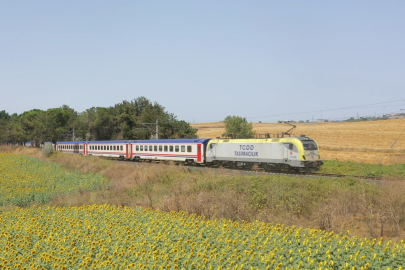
[0,97,198,144]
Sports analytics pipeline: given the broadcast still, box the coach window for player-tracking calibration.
[154,145,157,151]
[187,146,192,152]
[110,145,112,150]
[136,145,139,151]
[169,146,173,152]
[289,144,293,150]
[149,145,152,151]
[181,146,185,152]
[164,146,168,152]
[159,145,162,152]
[140,145,143,151]
[175,146,179,152]
[120,145,123,151]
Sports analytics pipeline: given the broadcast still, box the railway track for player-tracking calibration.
[109,158,382,181]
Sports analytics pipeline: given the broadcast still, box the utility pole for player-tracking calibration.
[137,120,159,139]
[73,128,75,141]
[156,119,159,140]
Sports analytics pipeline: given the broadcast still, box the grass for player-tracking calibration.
[320,160,405,178]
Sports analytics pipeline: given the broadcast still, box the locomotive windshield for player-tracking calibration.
[303,141,318,150]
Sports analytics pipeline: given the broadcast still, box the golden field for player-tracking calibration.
[192,119,405,165]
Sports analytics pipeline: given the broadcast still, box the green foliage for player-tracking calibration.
[320,160,405,178]
[41,144,55,157]
[0,153,108,206]
[223,115,255,138]
[0,96,197,144]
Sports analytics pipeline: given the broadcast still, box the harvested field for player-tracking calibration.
[192,118,405,164]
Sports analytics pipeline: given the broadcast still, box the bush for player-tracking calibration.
[42,144,55,157]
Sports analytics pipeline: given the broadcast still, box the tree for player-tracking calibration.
[223,115,255,138]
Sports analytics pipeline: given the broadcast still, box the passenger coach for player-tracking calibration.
[56,141,87,155]
[87,140,131,158]
[130,139,210,164]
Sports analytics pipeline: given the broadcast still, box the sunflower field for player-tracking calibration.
[0,204,404,270]
[0,153,108,206]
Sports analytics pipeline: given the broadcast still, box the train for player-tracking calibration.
[56,135,323,172]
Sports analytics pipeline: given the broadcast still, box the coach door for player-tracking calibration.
[197,144,202,162]
[126,144,129,158]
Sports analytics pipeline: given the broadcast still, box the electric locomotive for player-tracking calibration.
[206,135,323,172]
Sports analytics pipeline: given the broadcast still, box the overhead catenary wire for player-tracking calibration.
[189,99,405,124]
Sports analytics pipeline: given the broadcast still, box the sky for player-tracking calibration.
[1,1,405,123]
